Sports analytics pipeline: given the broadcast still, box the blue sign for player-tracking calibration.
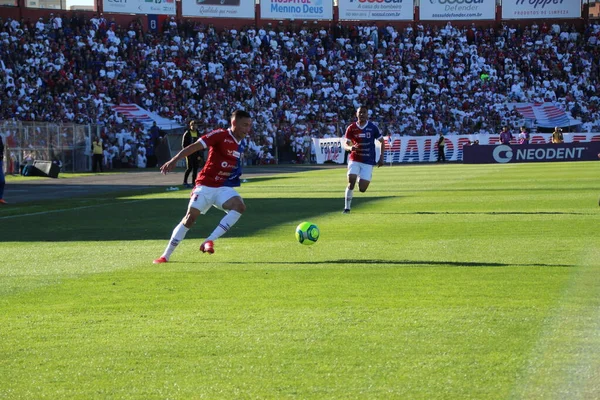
[148,15,159,33]
[463,142,600,164]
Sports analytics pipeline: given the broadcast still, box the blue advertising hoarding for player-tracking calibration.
[463,142,600,164]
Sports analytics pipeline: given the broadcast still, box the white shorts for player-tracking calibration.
[188,186,242,214]
[347,160,374,181]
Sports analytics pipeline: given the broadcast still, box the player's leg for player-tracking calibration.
[357,164,374,193]
[344,161,359,213]
[154,207,200,263]
[154,187,212,263]
[183,156,193,187]
[358,179,371,192]
[202,188,246,252]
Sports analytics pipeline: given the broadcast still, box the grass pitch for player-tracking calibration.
[1,162,599,399]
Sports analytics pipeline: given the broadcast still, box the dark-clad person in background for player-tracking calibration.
[147,122,161,168]
[0,134,6,204]
[499,126,513,145]
[437,132,446,162]
[182,120,203,188]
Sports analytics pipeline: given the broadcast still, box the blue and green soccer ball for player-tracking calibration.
[295,221,319,245]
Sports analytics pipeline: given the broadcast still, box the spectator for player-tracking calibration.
[91,136,104,173]
[499,126,513,145]
[104,145,116,169]
[551,127,564,144]
[121,139,134,167]
[437,132,446,162]
[147,122,161,168]
[137,147,147,169]
[1,16,600,163]
[518,126,530,144]
[181,120,202,188]
[0,134,6,204]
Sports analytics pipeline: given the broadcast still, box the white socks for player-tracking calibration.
[161,211,243,260]
[345,188,353,210]
[206,210,242,242]
[161,222,189,260]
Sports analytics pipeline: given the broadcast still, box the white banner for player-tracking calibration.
[260,0,333,20]
[502,0,581,19]
[111,104,183,130]
[313,137,383,164]
[419,0,495,20]
[103,0,176,15]
[314,133,600,164]
[182,0,255,18]
[313,137,345,164]
[338,0,414,21]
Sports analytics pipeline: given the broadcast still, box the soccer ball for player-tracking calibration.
[295,221,319,245]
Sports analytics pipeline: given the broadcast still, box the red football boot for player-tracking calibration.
[200,240,214,254]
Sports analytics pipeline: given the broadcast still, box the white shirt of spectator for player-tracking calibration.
[52,16,62,30]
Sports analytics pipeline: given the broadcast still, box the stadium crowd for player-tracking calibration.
[1,13,600,166]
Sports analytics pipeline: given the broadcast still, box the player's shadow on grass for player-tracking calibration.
[0,196,372,242]
[429,187,600,192]
[253,259,576,268]
[2,176,292,205]
[375,211,590,216]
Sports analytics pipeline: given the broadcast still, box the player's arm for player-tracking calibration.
[377,137,385,167]
[343,138,356,152]
[160,140,206,174]
[343,127,358,152]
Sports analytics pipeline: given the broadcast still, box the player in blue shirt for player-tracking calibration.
[342,106,385,213]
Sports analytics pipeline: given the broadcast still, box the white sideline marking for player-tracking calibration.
[0,200,146,220]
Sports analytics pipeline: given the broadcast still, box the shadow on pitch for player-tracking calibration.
[224,259,575,268]
[372,211,591,216]
[0,196,377,242]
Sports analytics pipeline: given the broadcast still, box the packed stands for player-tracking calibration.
[1,14,600,165]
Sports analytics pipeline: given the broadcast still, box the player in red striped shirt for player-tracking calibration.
[153,110,252,263]
[342,106,385,214]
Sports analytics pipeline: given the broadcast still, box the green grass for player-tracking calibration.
[1,162,599,399]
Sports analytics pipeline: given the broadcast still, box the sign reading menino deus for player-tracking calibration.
[463,142,600,164]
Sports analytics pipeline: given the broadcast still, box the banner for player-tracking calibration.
[502,0,581,19]
[313,137,345,164]
[311,133,600,164]
[103,0,176,15]
[111,104,183,130]
[419,0,495,20]
[260,0,333,20]
[338,0,414,21]
[313,137,383,164]
[464,142,600,164]
[147,15,159,32]
[182,0,255,18]
[507,102,581,128]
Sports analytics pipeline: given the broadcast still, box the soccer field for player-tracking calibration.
[1,162,599,399]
